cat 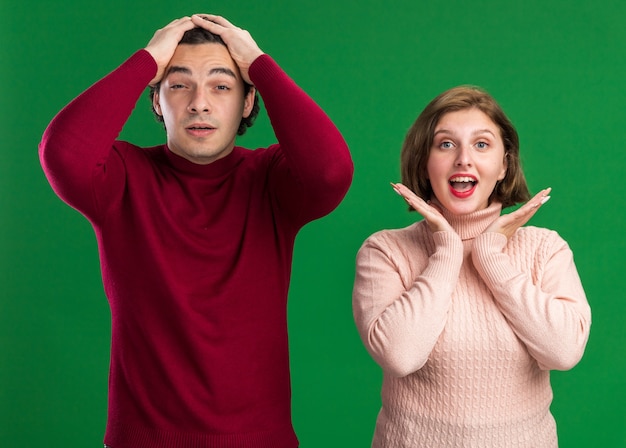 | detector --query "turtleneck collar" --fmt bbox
[436,200,503,241]
[162,145,244,177]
